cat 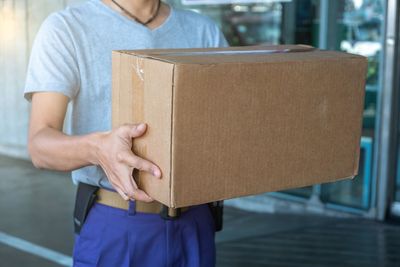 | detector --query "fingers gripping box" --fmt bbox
[112,45,367,208]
